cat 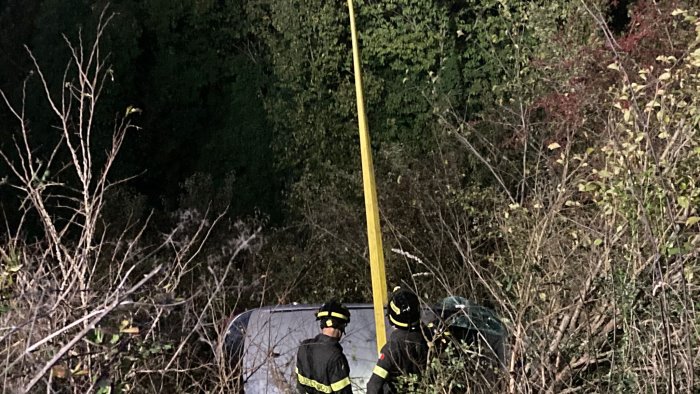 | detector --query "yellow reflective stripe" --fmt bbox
[297,373,332,393]
[373,365,389,379]
[331,312,349,320]
[389,301,400,314]
[316,311,350,321]
[389,314,409,327]
[330,377,351,391]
